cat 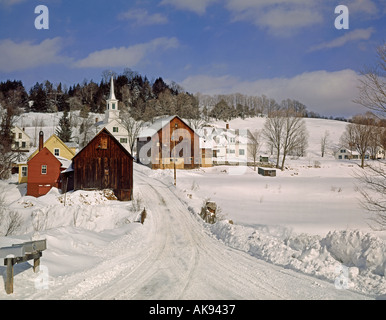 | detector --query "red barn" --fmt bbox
[136,115,200,170]
[72,128,134,201]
